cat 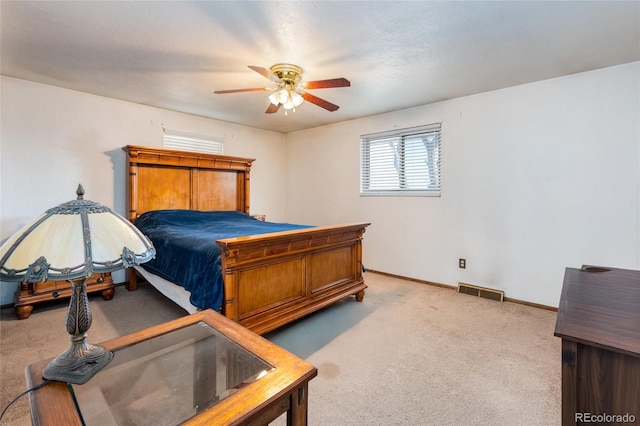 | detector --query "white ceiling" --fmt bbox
[2,1,639,134]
